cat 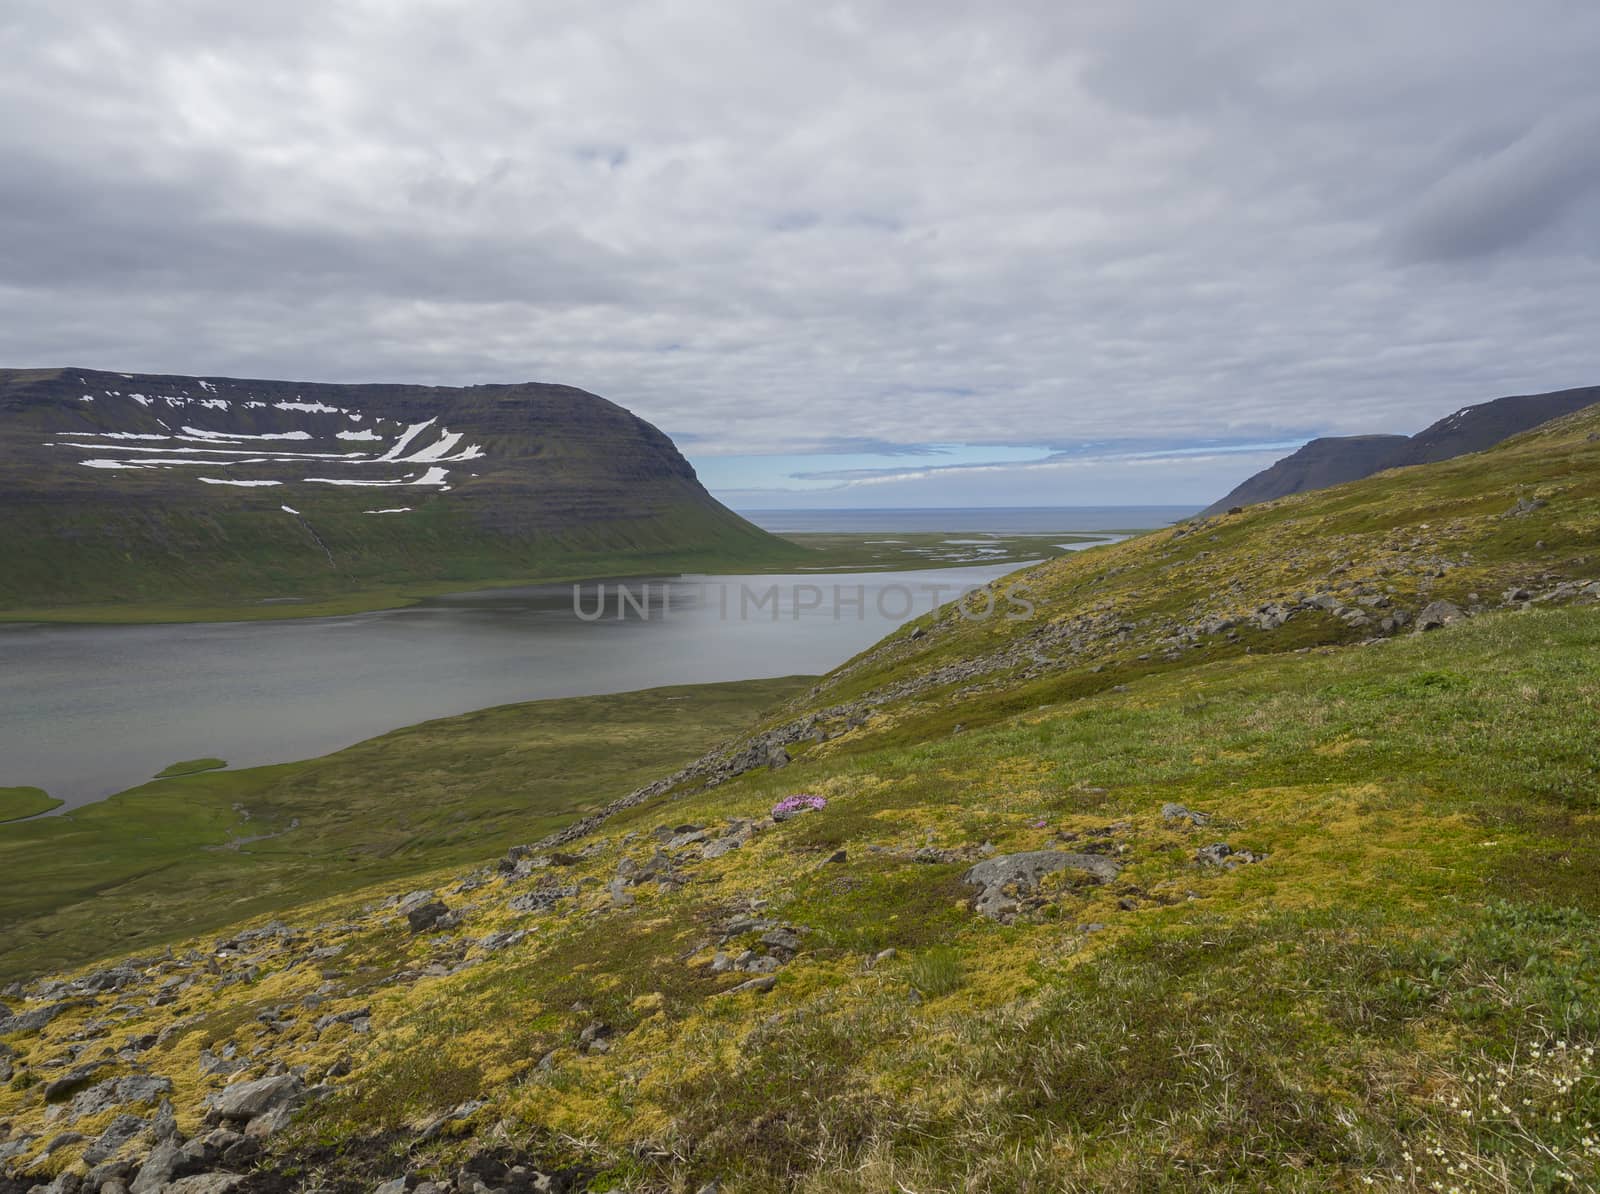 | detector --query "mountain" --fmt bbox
[1200,383,1600,515]
[0,367,798,614]
[1196,434,1407,515]
[5,403,1600,1189]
